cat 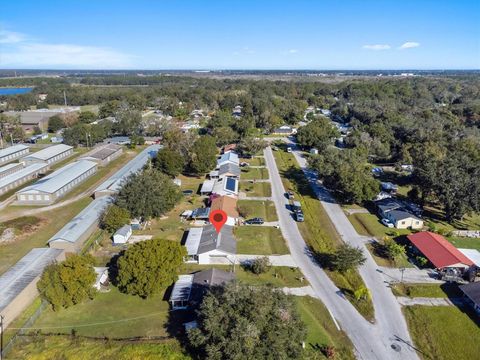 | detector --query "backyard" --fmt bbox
[235,226,289,255]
